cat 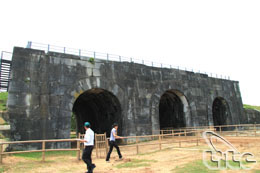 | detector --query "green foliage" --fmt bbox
[115,159,157,169]
[0,92,8,111]
[71,113,76,132]
[88,57,95,64]
[244,104,260,111]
